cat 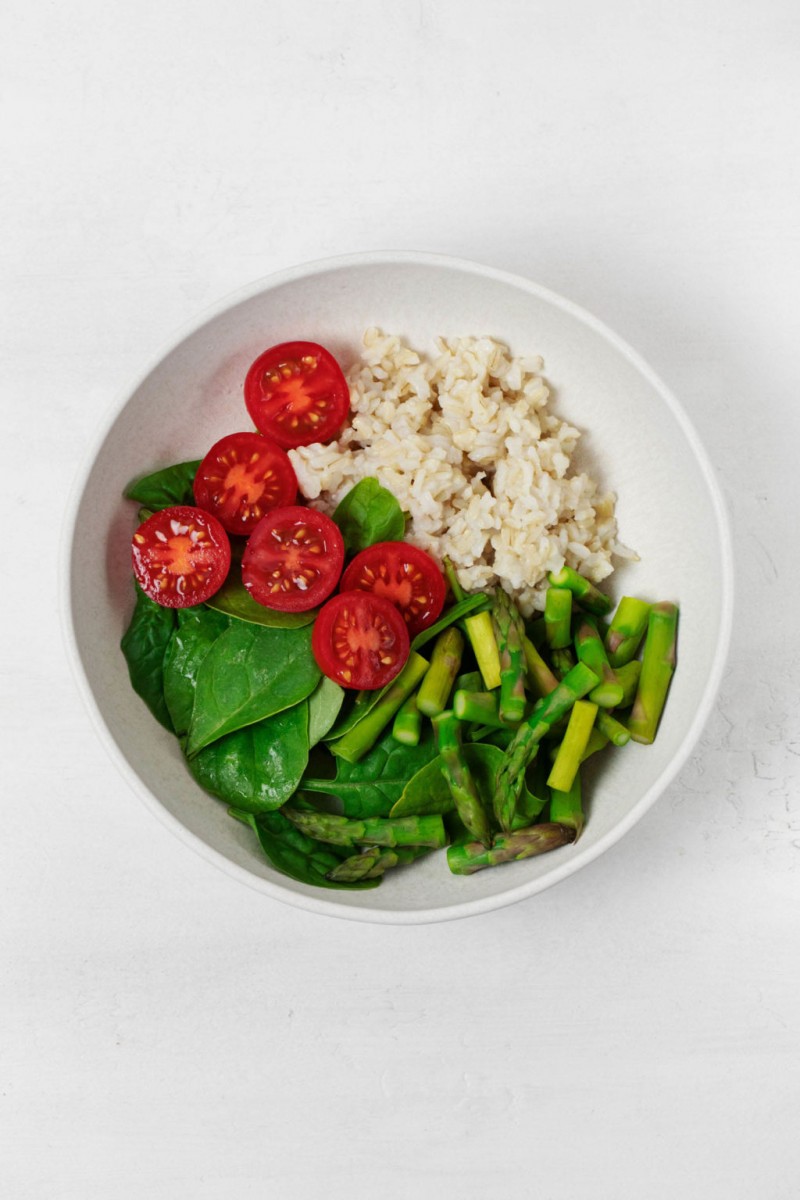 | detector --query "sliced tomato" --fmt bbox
[312,592,409,690]
[339,541,446,638]
[241,505,344,612]
[244,340,350,449]
[131,505,231,608]
[193,431,297,536]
